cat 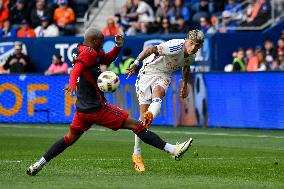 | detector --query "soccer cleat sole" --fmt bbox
[175,138,193,161]
[134,164,145,172]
